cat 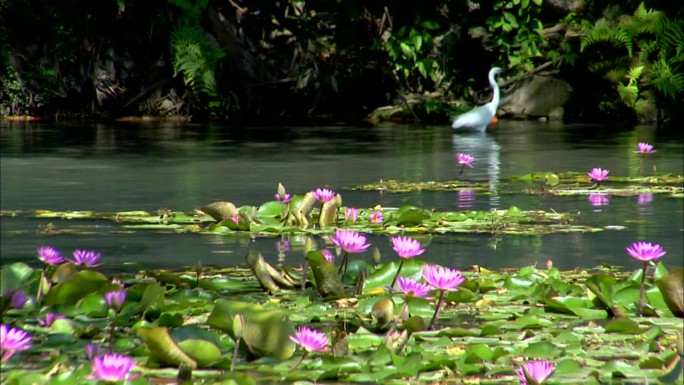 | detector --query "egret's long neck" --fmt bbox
[489,71,500,107]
